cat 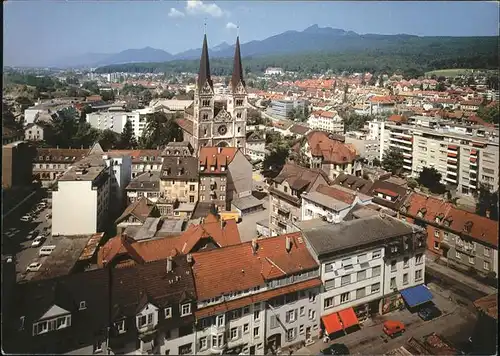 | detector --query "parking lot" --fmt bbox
[2,195,55,282]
